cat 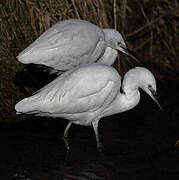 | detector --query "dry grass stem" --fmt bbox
[113,0,117,30]
[71,0,80,19]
